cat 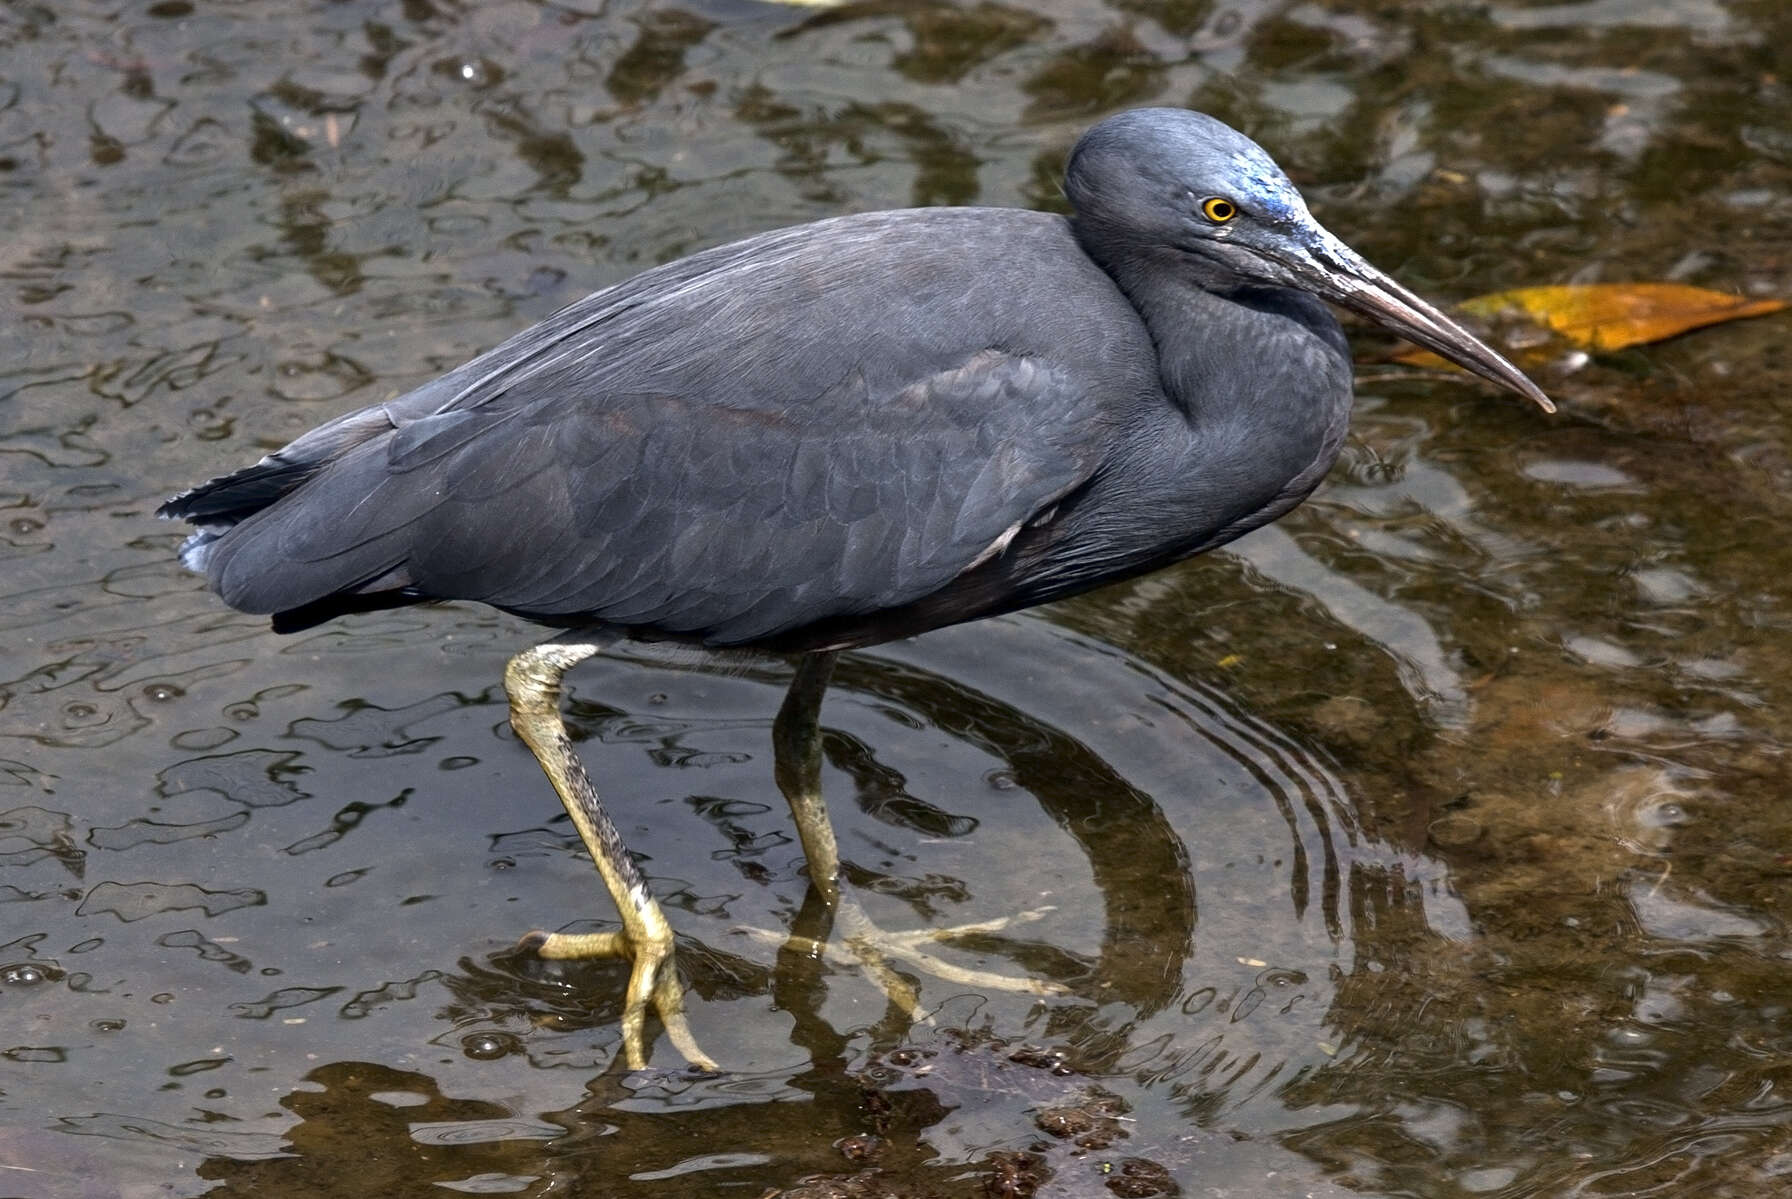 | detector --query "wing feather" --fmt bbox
[177,207,1161,645]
